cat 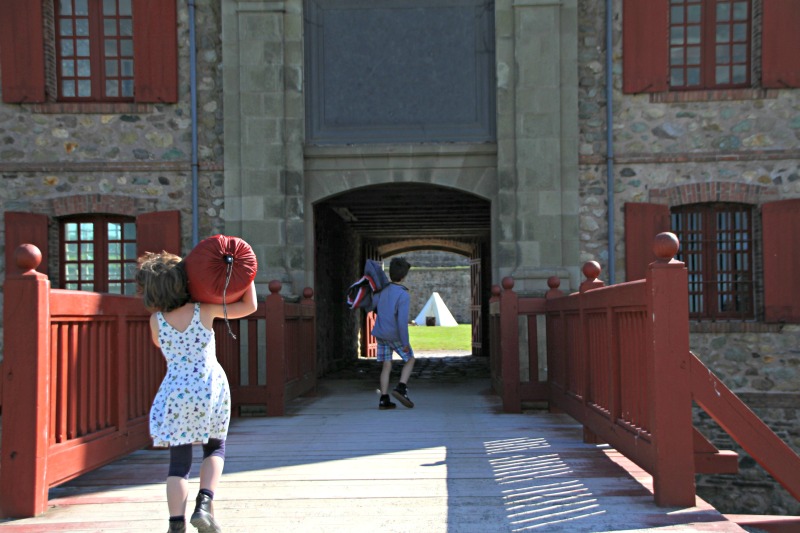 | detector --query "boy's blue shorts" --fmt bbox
[376,340,414,362]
